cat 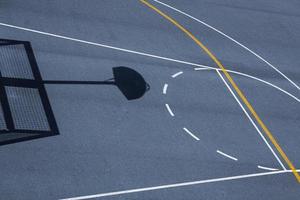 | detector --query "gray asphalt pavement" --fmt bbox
[0,0,299,199]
